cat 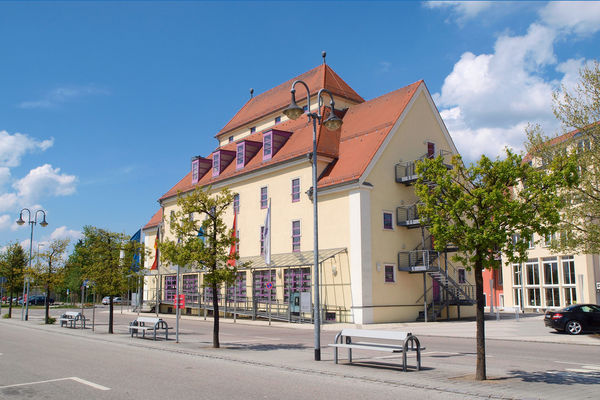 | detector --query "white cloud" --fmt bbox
[0,130,53,167]
[49,226,82,242]
[0,214,11,231]
[425,1,493,23]
[379,61,392,73]
[0,167,10,187]
[19,84,109,109]
[13,164,77,203]
[540,1,600,36]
